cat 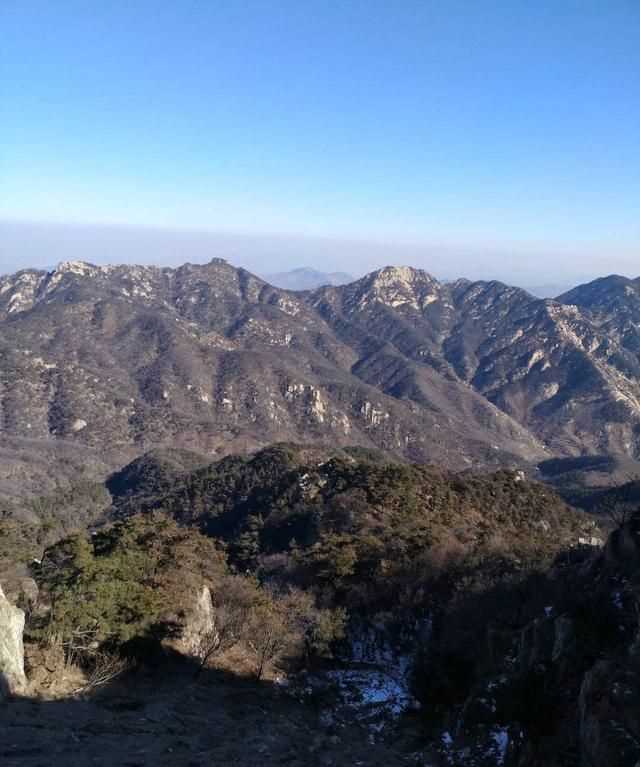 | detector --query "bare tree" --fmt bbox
[246,601,291,681]
[73,651,132,694]
[194,576,256,676]
[245,589,345,680]
[602,473,640,529]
